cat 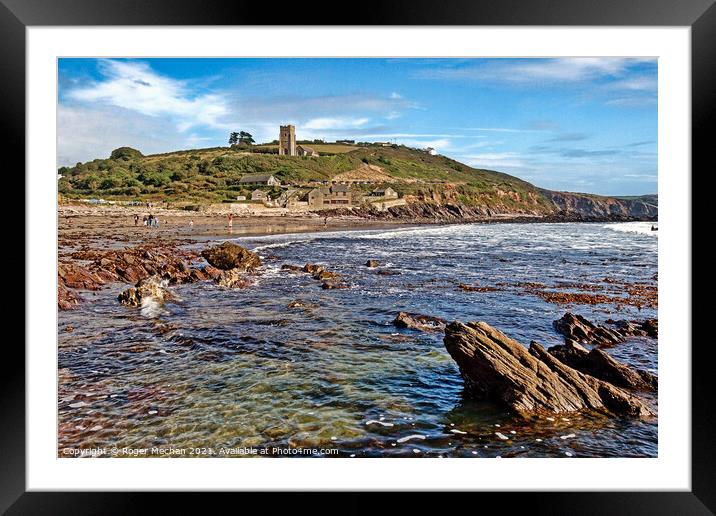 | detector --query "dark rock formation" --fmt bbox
[201,242,261,271]
[606,318,658,338]
[548,342,657,391]
[555,313,659,346]
[118,275,174,307]
[365,260,380,268]
[443,321,654,417]
[394,312,447,332]
[554,312,625,346]
[281,264,303,273]
[302,263,346,288]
